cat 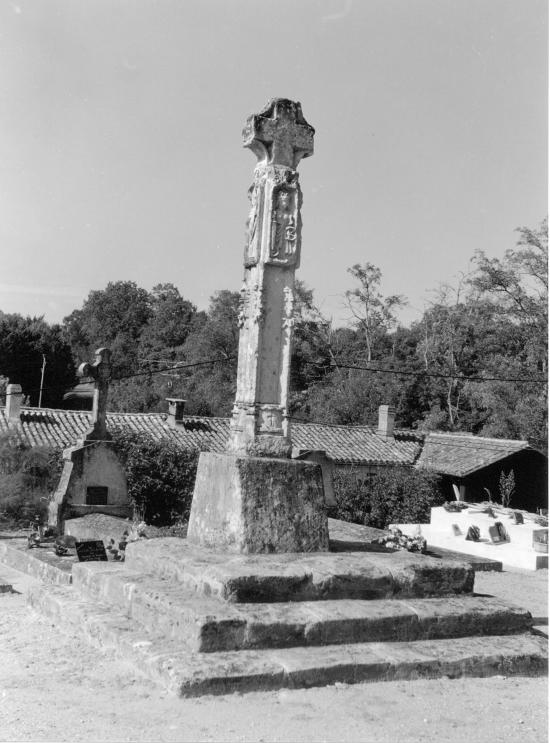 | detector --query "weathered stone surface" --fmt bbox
[0,540,74,585]
[227,99,314,459]
[361,549,475,596]
[70,562,532,652]
[72,562,247,652]
[327,517,388,550]
[25,581,549,696]
[185,100,327,554]
[125,538,473,602]
[64,513,132,545]
[187,452,329,553]
[400,595,532,639]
